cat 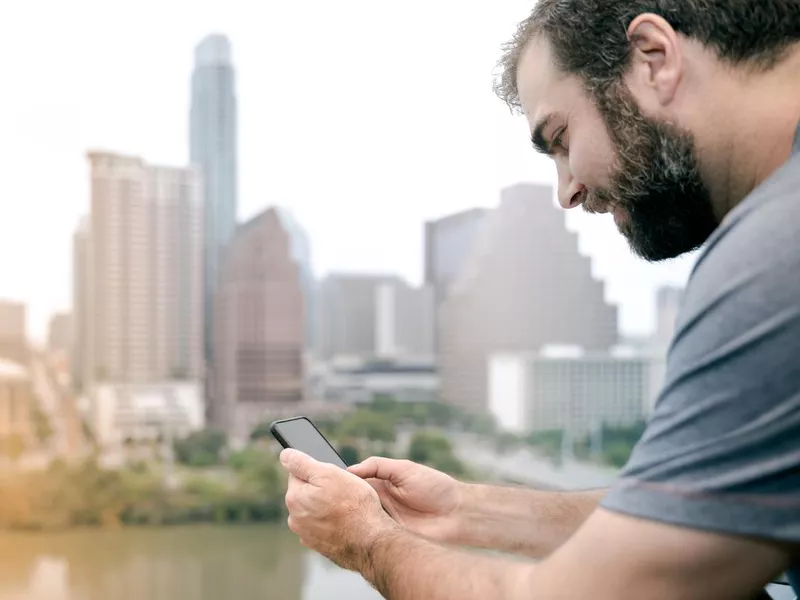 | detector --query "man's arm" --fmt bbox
[362,507,794,600]
[450,483,604,558]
